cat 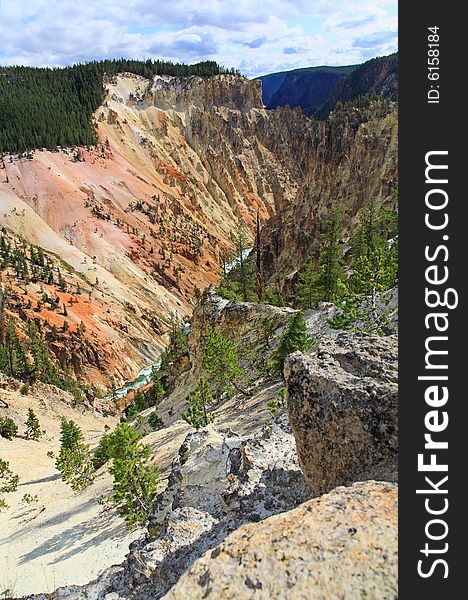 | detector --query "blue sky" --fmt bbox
[0,1,397,77]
